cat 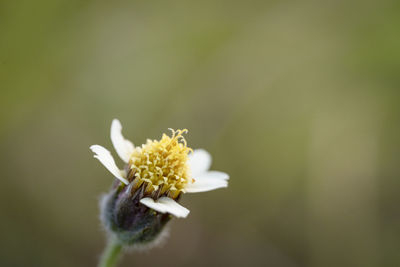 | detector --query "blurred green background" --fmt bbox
[1,0,400,266]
